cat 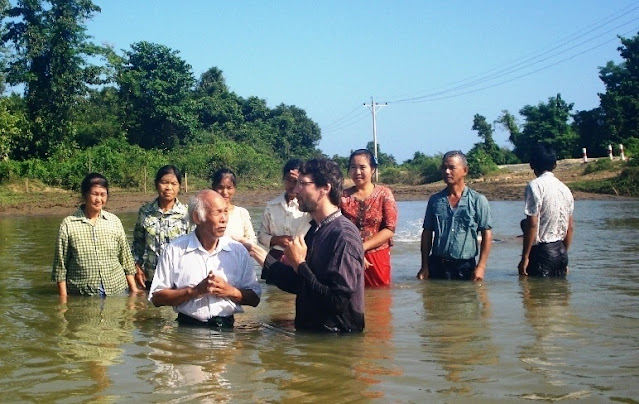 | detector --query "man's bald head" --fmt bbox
[189,189,226,225]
